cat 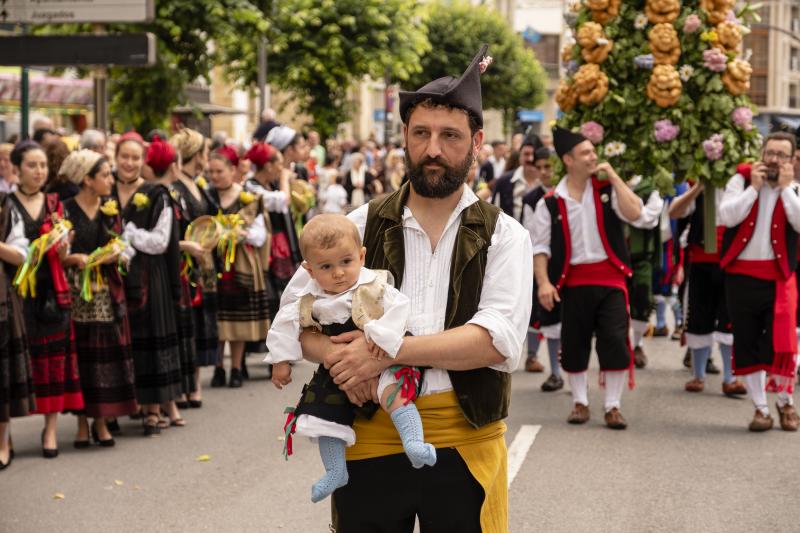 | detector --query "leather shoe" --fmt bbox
[567,403,590,424]
[748,410,774,432]
[706,358,720,375]
[652,326,669,337]
[229,368,244,388]
[671,327,683,341]
[604,407,627,430]
[722,380,747,397]
[776,403,800,432]
[633,346,647,369]
[525,358,545,373]
[685,378,704,392]
[541,374,564,392]
[210,367,226,388]
[682,348,691,369]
